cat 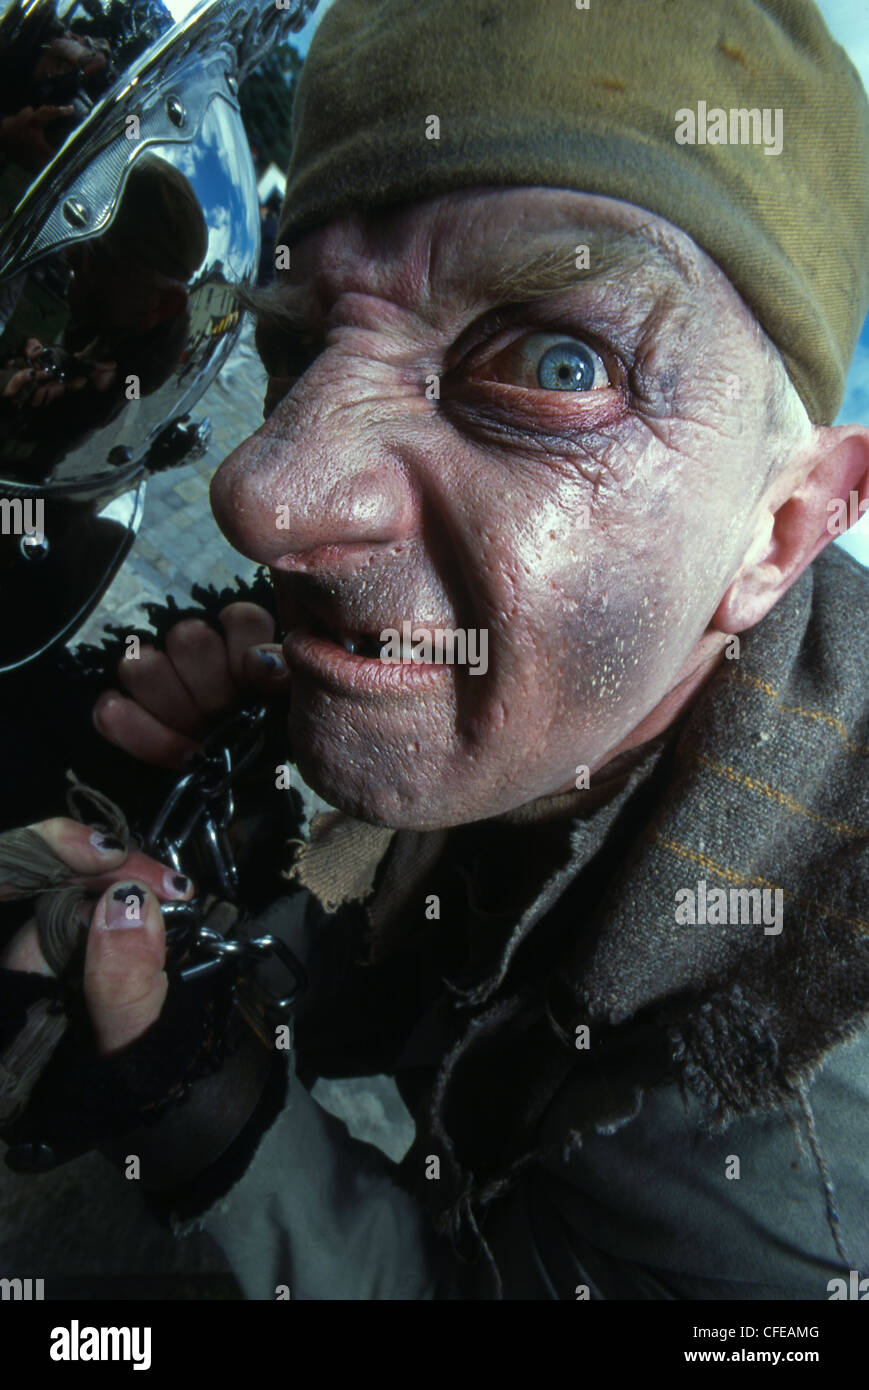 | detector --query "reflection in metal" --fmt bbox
[0,0,319,670]
[1,477,146,670]
[61,197,90,227]
[20,531,50,560]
